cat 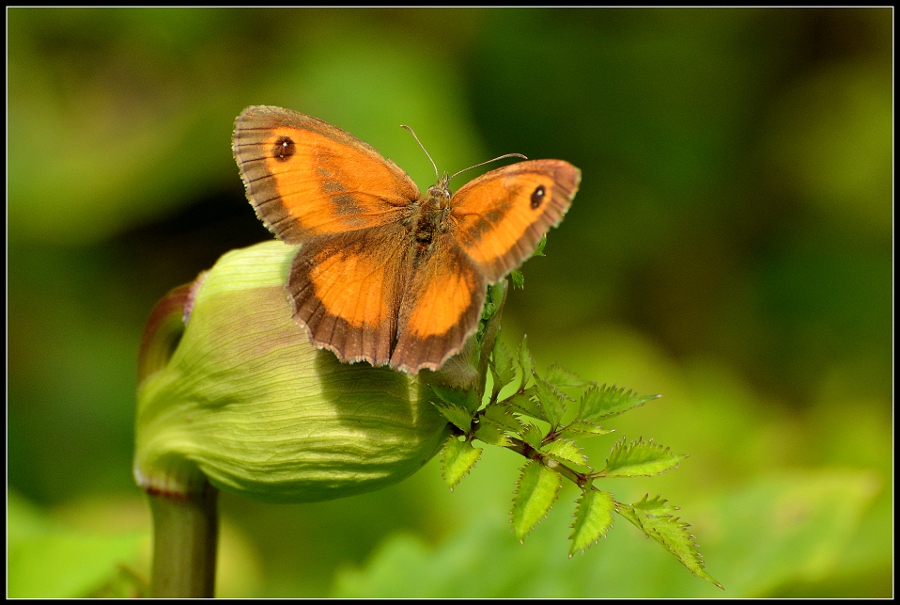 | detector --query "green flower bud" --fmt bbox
[134,240,469,503]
